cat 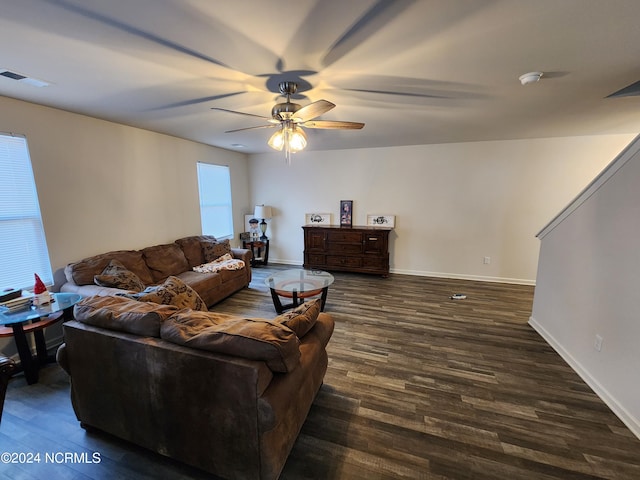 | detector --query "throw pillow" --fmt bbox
[272,299,321,338]
[202,239,231,263]
[137,276,208,311]
[94,259,146,292]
